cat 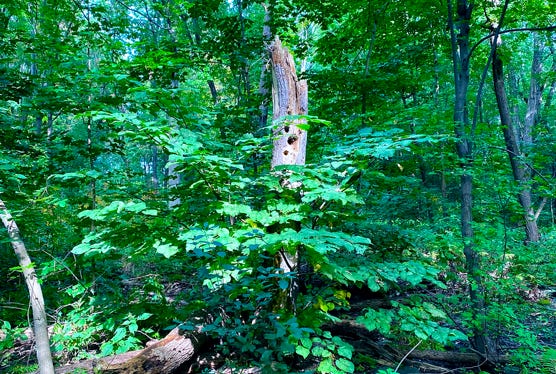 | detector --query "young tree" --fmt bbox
[447,0,487,357]
[491,34,543,243]
[0,198,54,374]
